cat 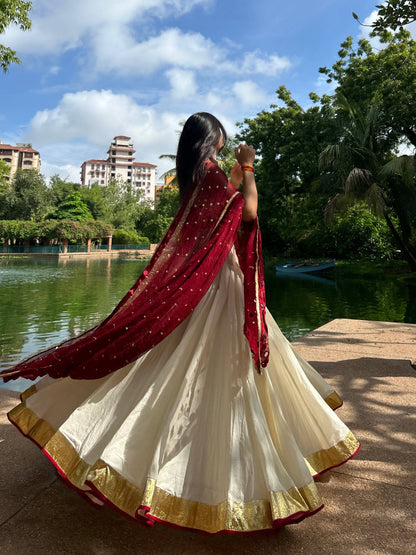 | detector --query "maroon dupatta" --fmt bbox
[1,162,268,382]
